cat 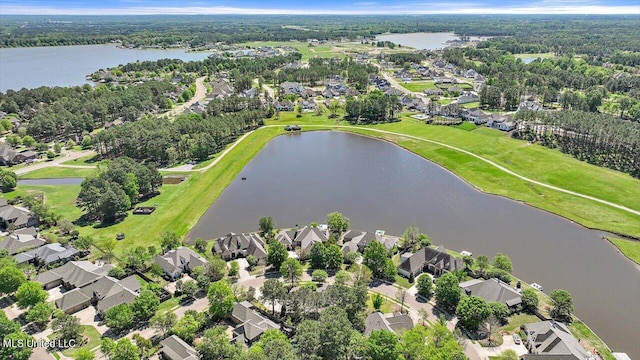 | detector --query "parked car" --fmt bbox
[513,334,522,345]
